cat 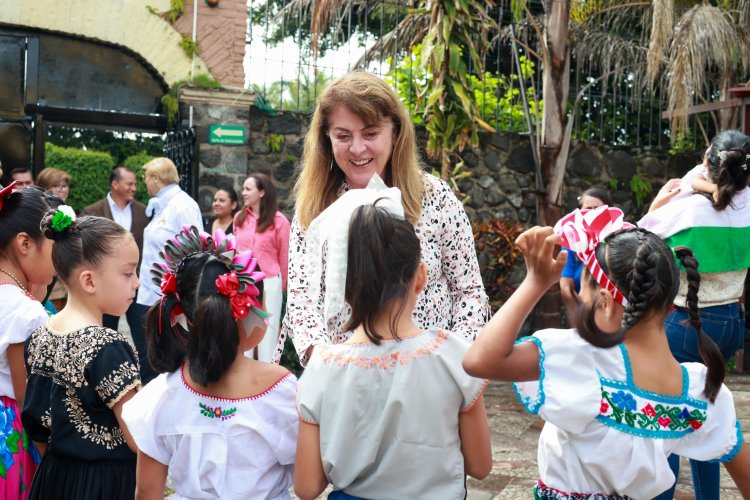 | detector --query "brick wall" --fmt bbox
[175,0,247,87]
